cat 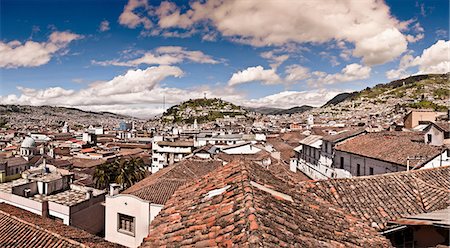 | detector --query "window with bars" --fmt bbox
[118,213,135,236]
